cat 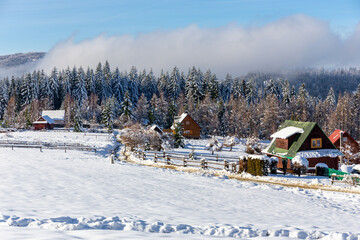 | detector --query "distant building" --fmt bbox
[149,124,164,135]
[33,110,65,130]
[329,129,359,153]
[263,120,343,171]
[33,115,55,130]
[171,113,201,139]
